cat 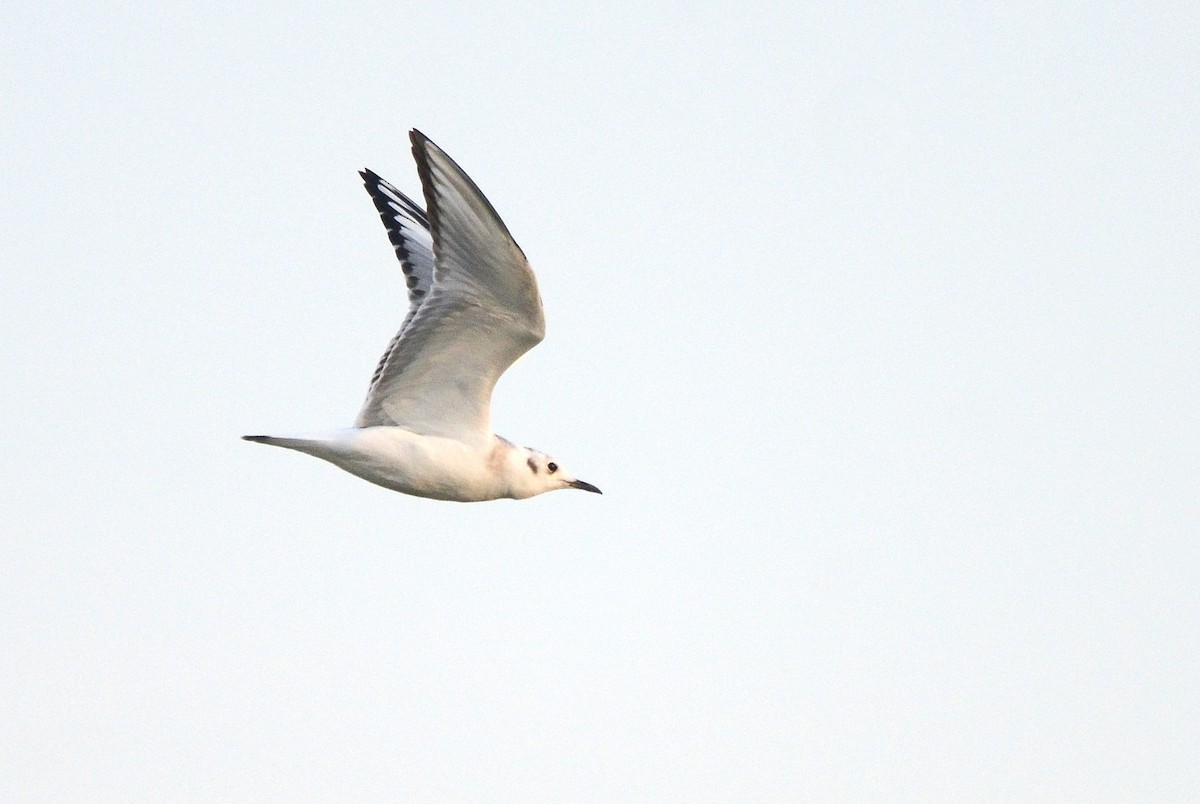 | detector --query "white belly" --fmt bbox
[315,427,508,502]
